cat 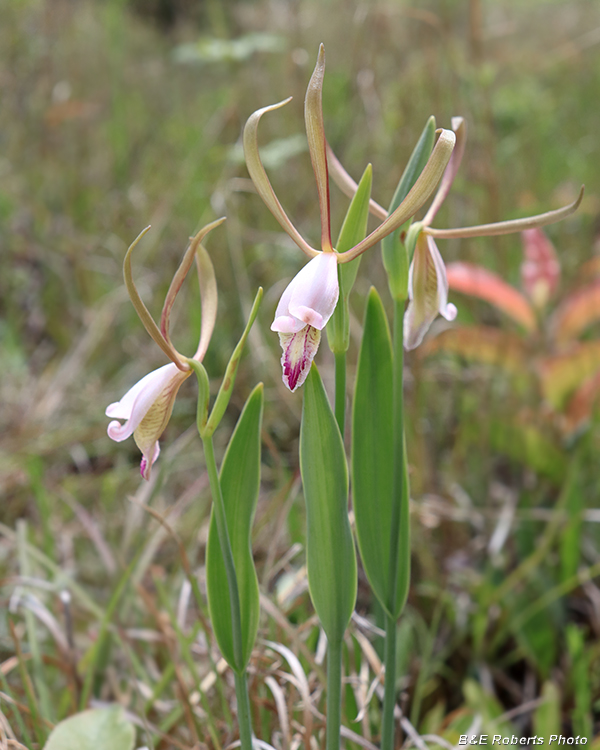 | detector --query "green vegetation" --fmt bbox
[1,0,599,746]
